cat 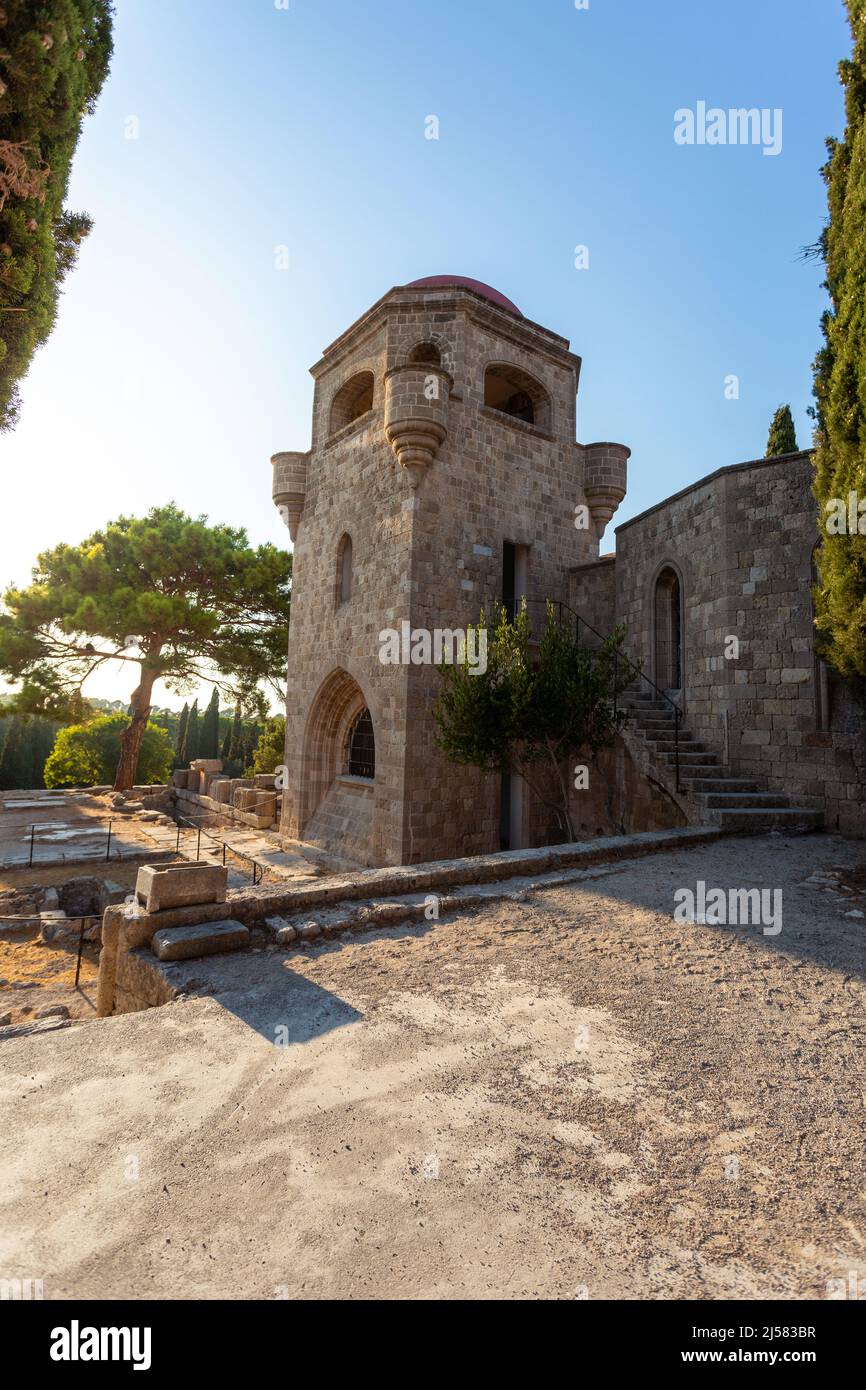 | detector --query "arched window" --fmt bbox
[483,364,551,431]
[329,371,375,434]
[337,533,353,606]
[654,566,683,692]
[408,341,441,367]
[345,707,375,780]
